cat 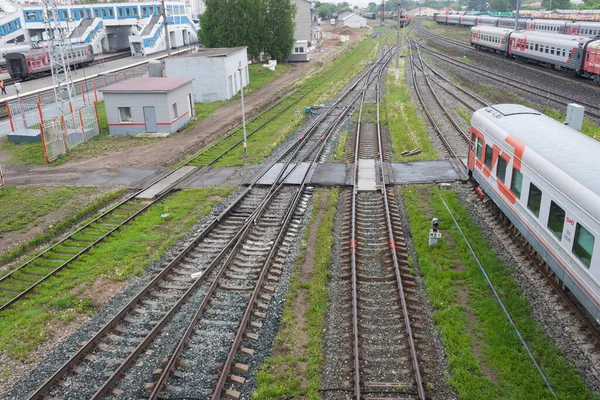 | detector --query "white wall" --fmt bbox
[291,0,311,42]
